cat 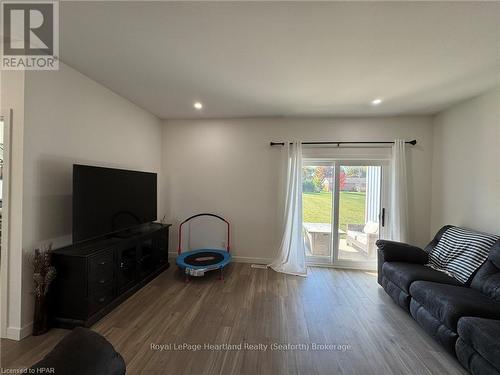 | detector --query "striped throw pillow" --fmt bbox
[427,227,499,284]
